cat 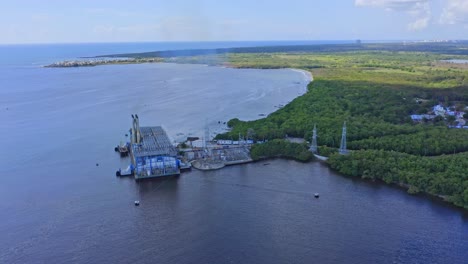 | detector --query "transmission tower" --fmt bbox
[310,124,318,153]
[339,122,348,155]
[203,125,210,150]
